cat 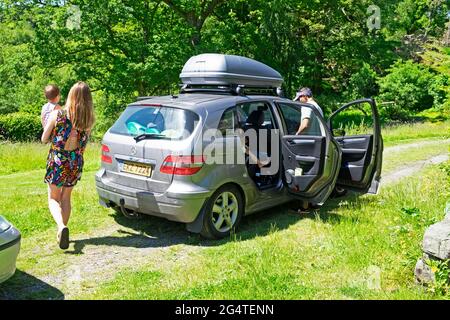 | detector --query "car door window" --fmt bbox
[217,108,236,136]
[330,102,374,137]
[237,101,276,129]
[277,103,324,137]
